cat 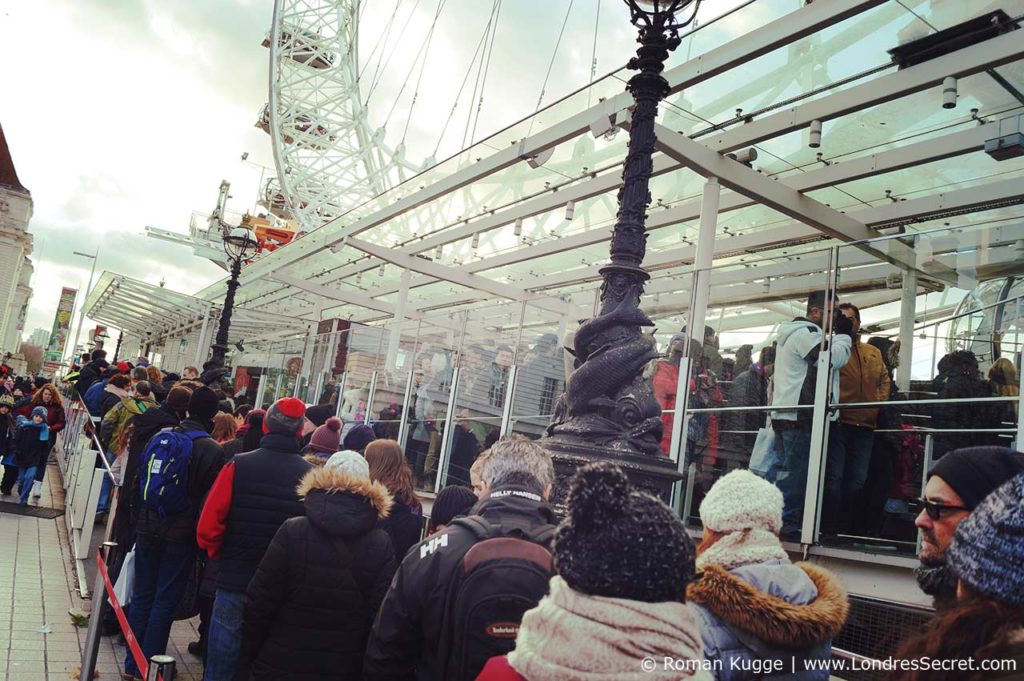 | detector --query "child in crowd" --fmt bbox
[0,395,17,495]
[14,407,50,505]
